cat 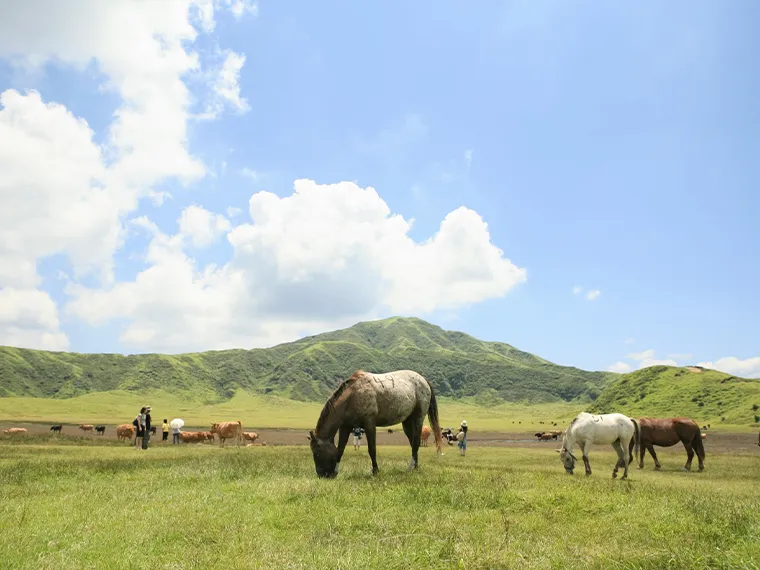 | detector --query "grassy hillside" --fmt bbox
[589,365,760,427]
[0,317,613,405]
[0,389,585,430]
